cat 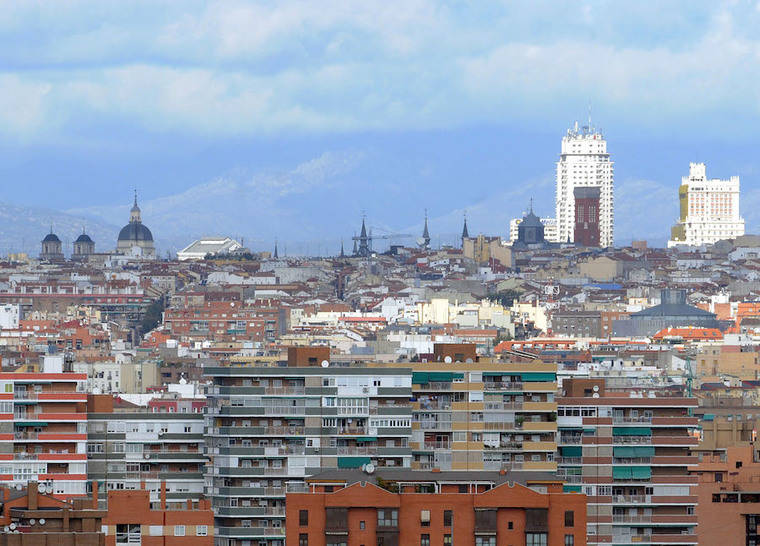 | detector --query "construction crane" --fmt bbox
[351,216,412,256]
